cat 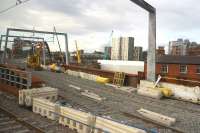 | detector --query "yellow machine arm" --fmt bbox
[75,40,81,64]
